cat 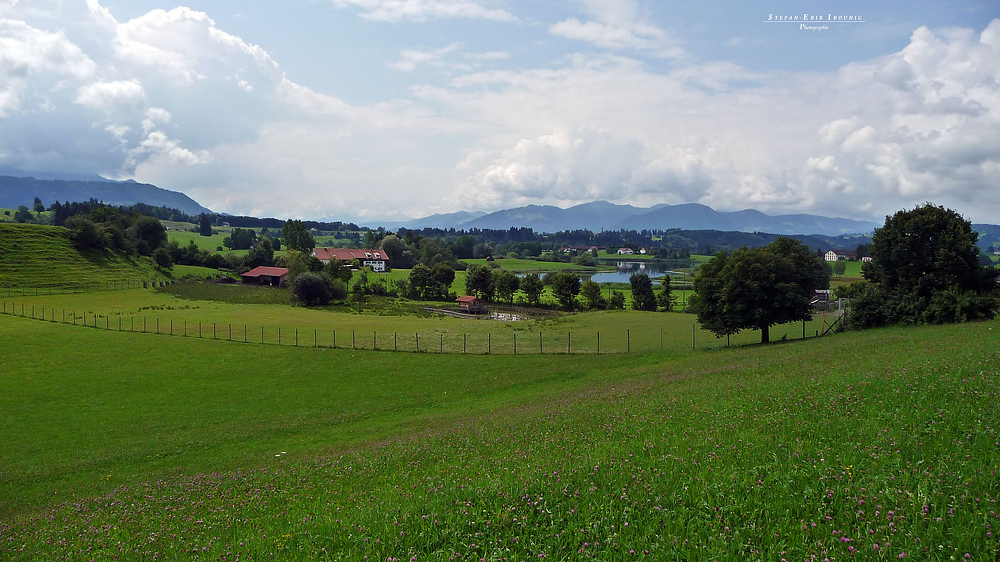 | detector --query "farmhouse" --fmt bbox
[617,247,634,255]
[241,266,289,287]
[825,249,857,262]
[456,295,486,314]
[312,248,388,272]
